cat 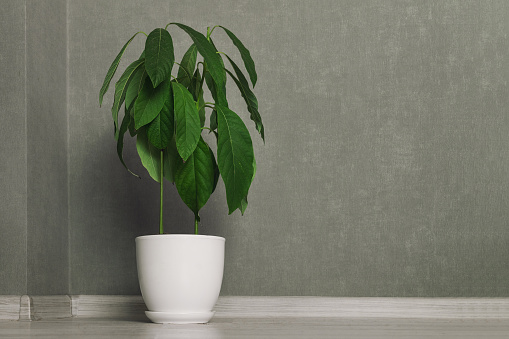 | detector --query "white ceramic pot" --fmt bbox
[135,234,225,324]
